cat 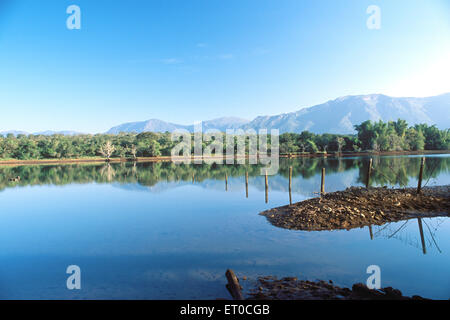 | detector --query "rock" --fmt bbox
[246,276,424,300]
[351,283,372,296]
[383,287,403,298]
